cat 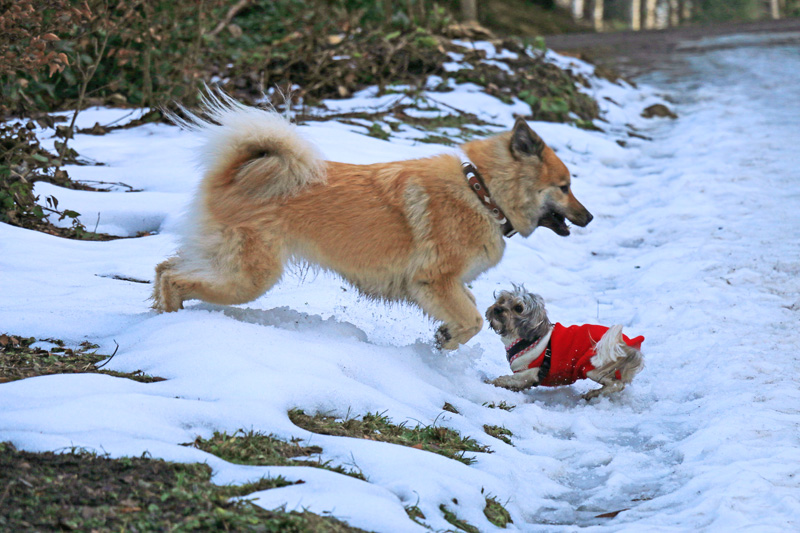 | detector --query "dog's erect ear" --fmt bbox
[510,117,545,159]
